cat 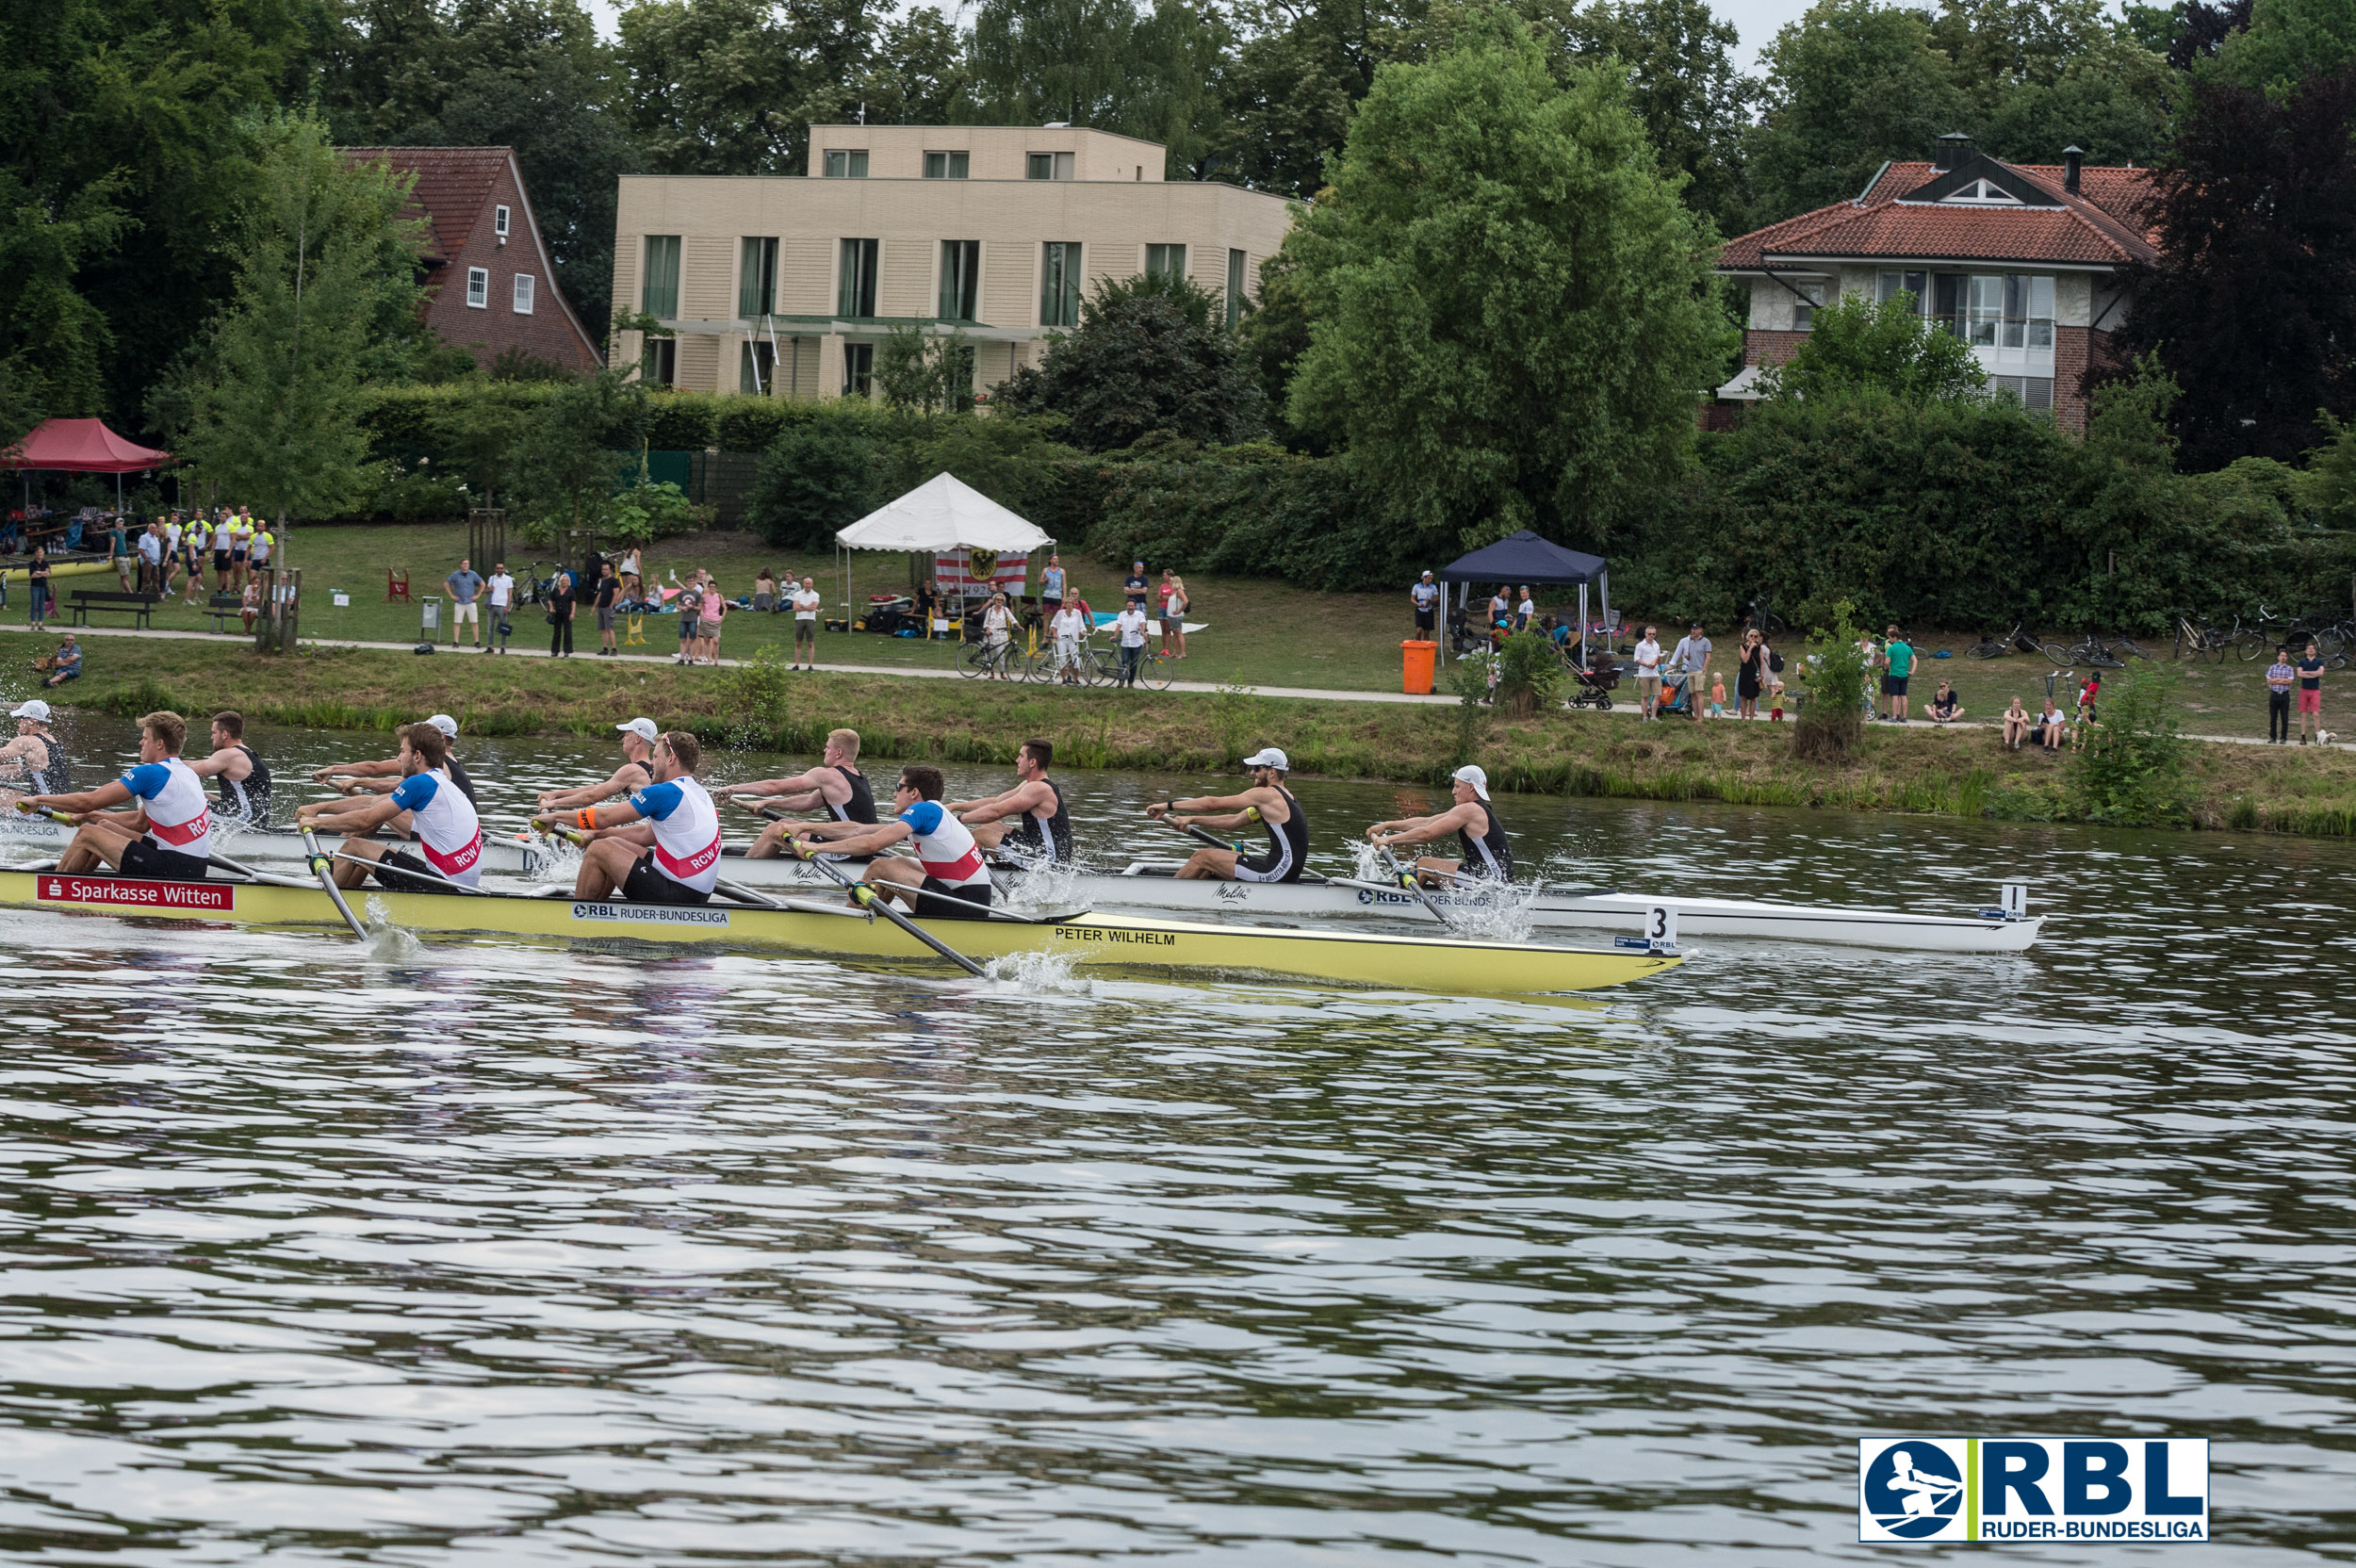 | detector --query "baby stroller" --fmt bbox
[1565,649,1621,710]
